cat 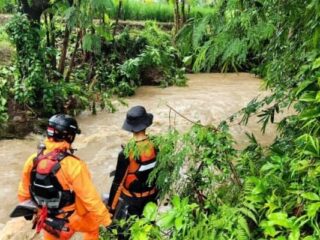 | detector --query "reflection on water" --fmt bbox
[0,73,281,238]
